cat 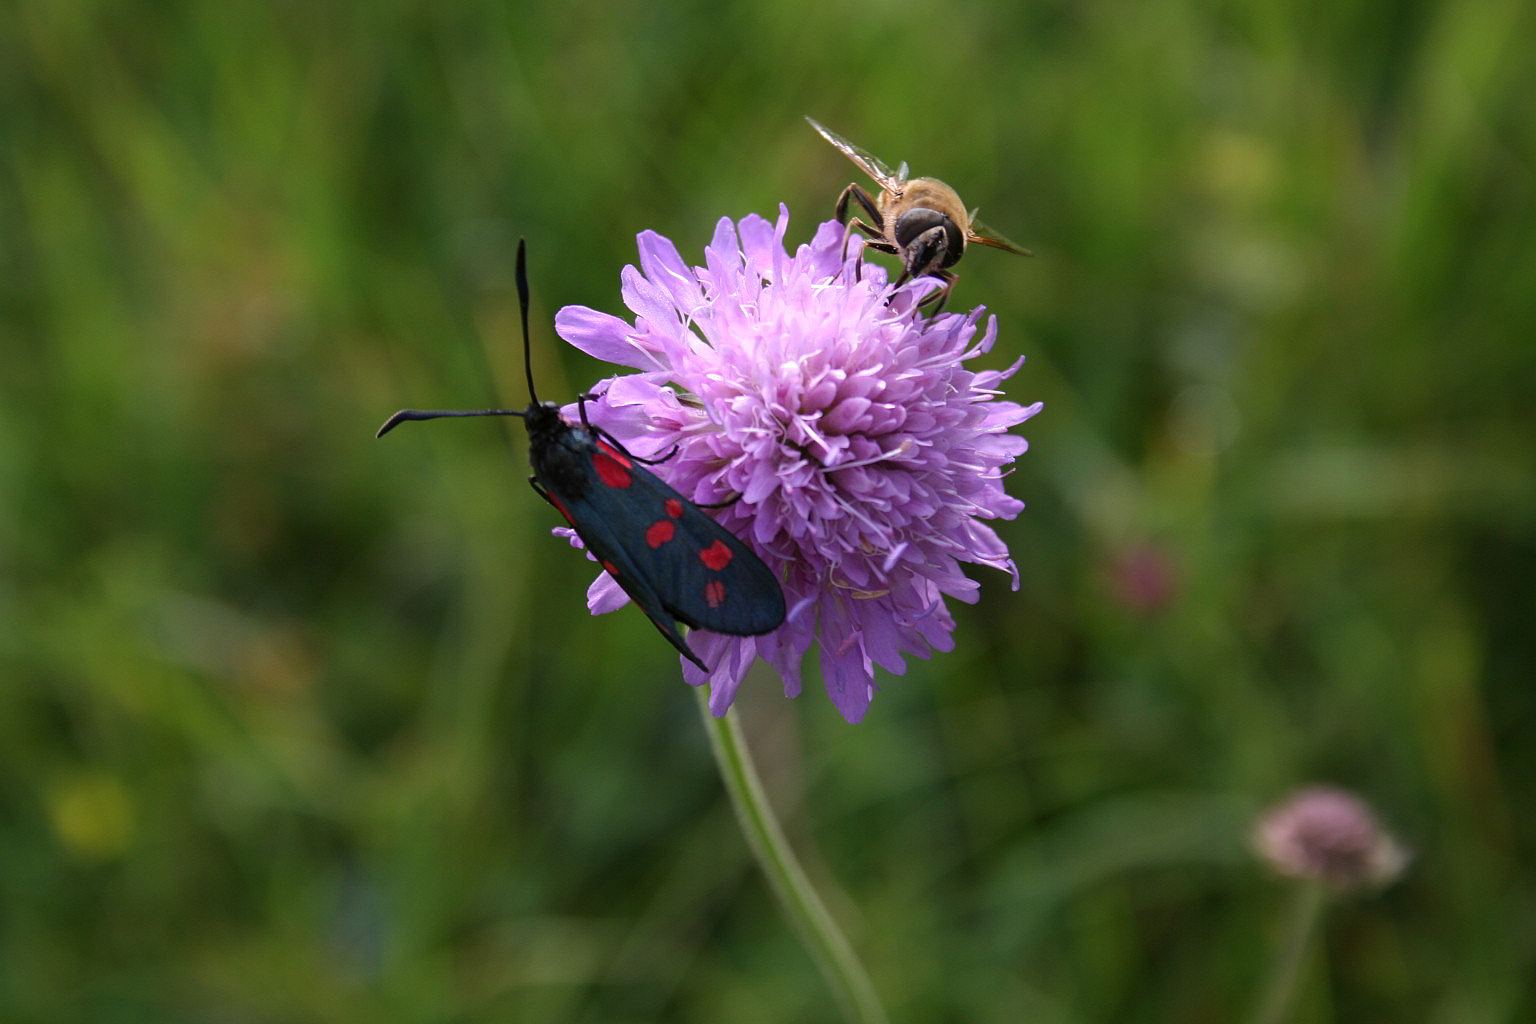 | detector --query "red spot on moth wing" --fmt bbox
[699,540,733,571]
[601,560,619,577]
[596,440,633,467]
[664,498,684,519]
[593,450,633,488]
[705,580,726,608]
[645,520,676,548]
